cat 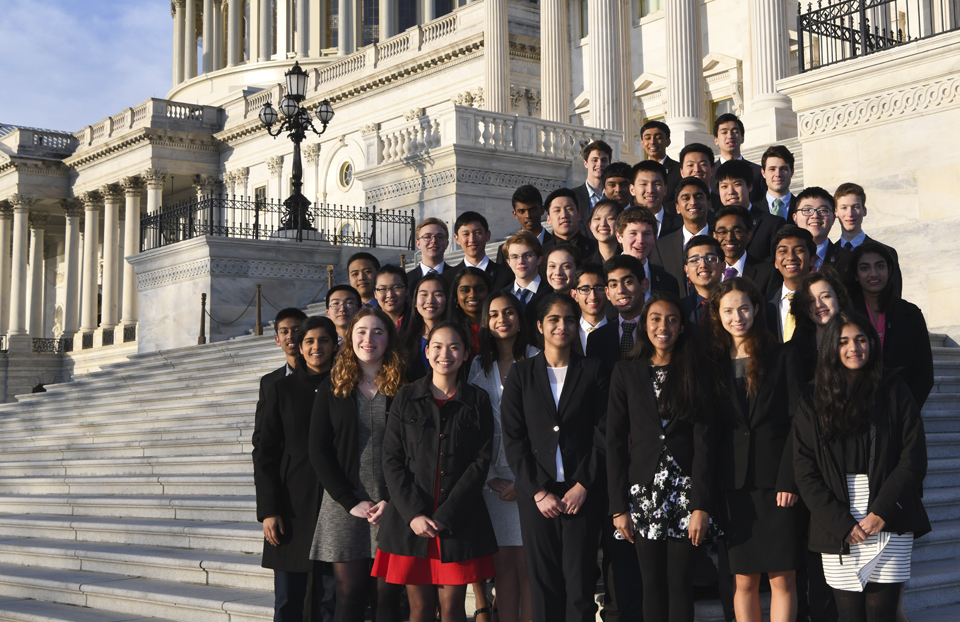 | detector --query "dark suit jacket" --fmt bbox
[406,264,458,303]
[740,255,782,296]
[662,155,682,208]
[711,157,766,204]
[606,359,716,515]
[449,258,511,291]
[765,287,788,343]
[503,281,551,335]
[745,204,786,262]
[501,353,609,499]
[572,183,595,226]
[542,231,597,263]
[715,343,803,492]
[821,240,852,278]
[649,228,694,296]
[657,209,683,239]
[496,229,554,265]
[681,292,709,327]
[585,320,623,369]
